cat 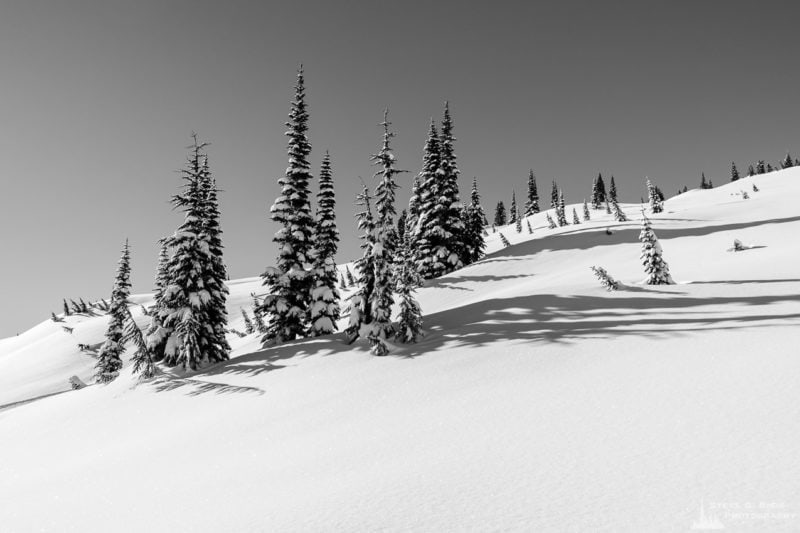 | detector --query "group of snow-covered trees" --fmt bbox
[258,67,340,344]
[408,105,486,279]
[94,135,231,382]
[735,153,797,181]
[92,64,719,381]
[257,69,487,356]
